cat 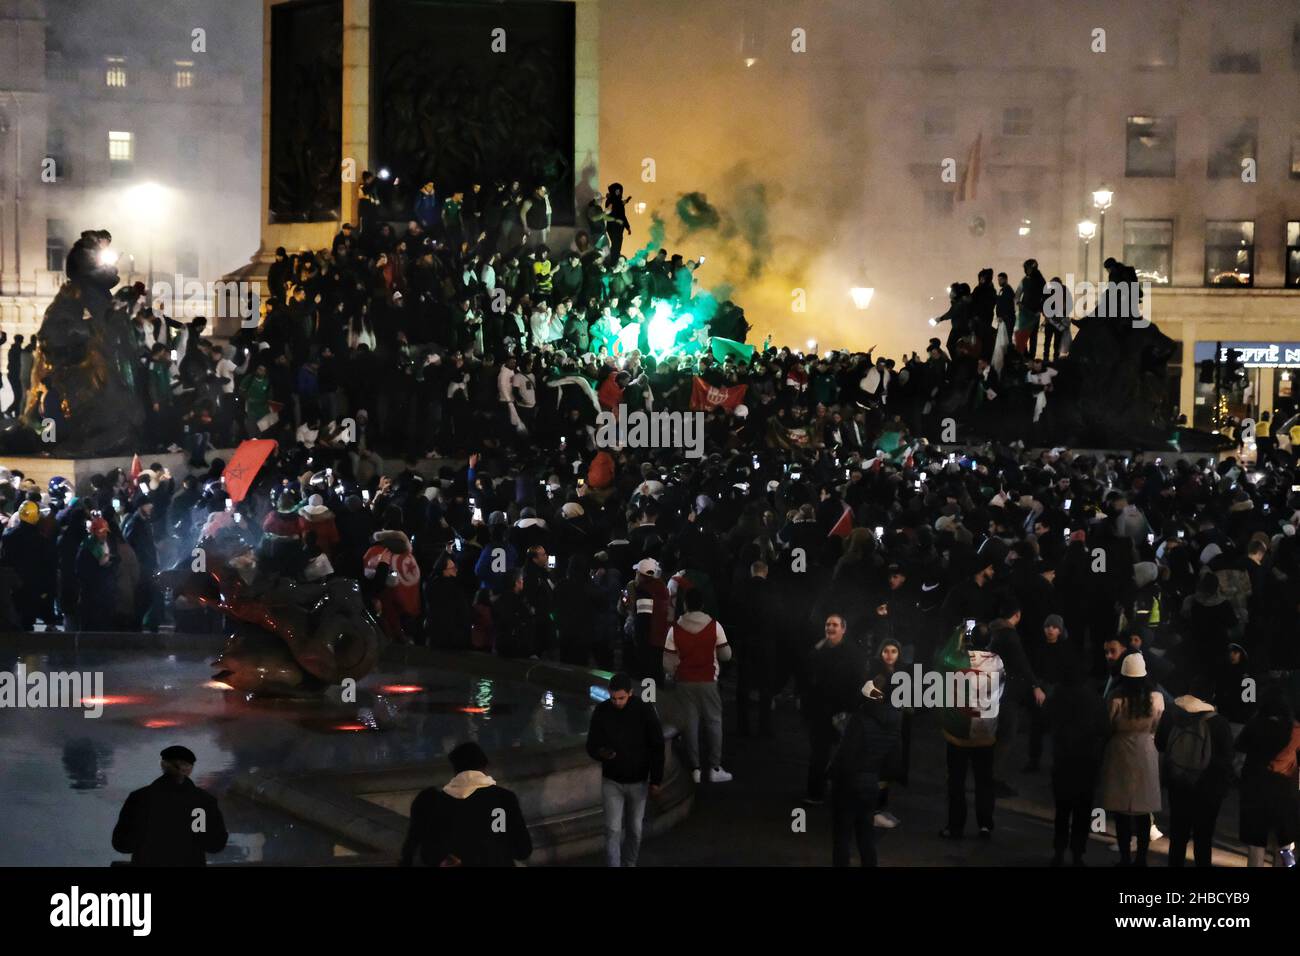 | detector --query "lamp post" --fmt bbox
[1078,219,1097,285]
[123,182,168,300]
[849,286,875,311]
[1092,186,1114,278]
